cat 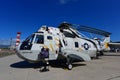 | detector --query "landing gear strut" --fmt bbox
[66,57,73,70]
